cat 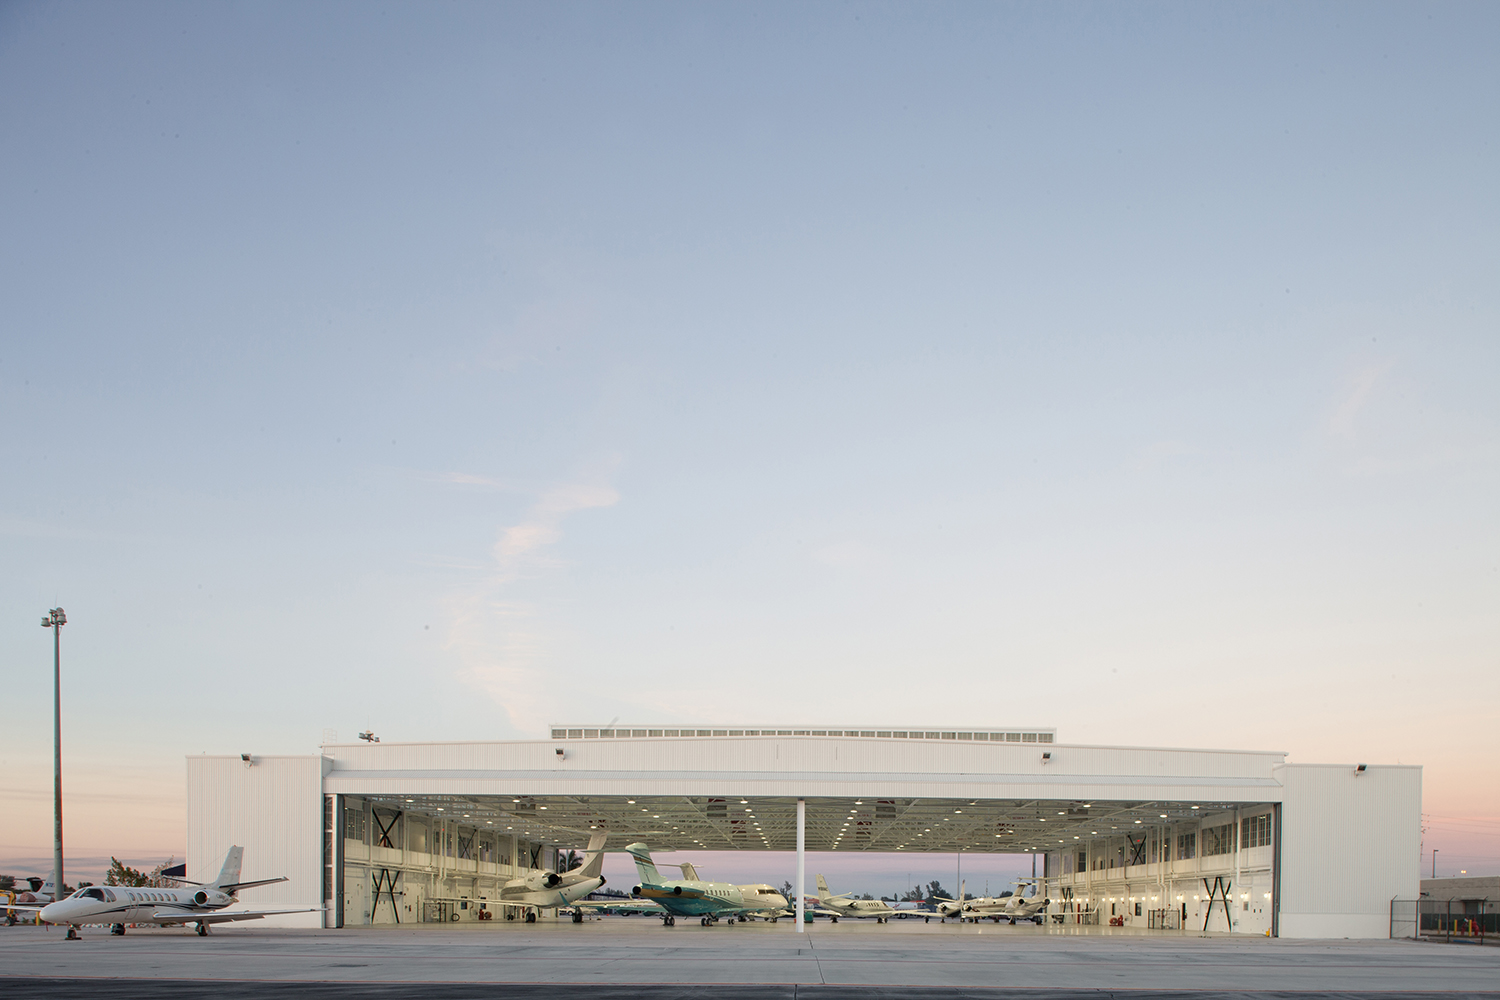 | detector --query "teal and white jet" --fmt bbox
[626,842,789,926]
